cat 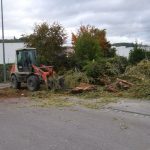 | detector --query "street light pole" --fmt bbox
[1,0,6,82]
